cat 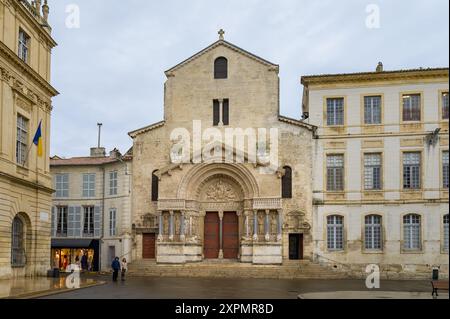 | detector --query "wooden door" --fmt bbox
[223,212,239,259]
[142,233,156,259]
[204,212,220,259]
